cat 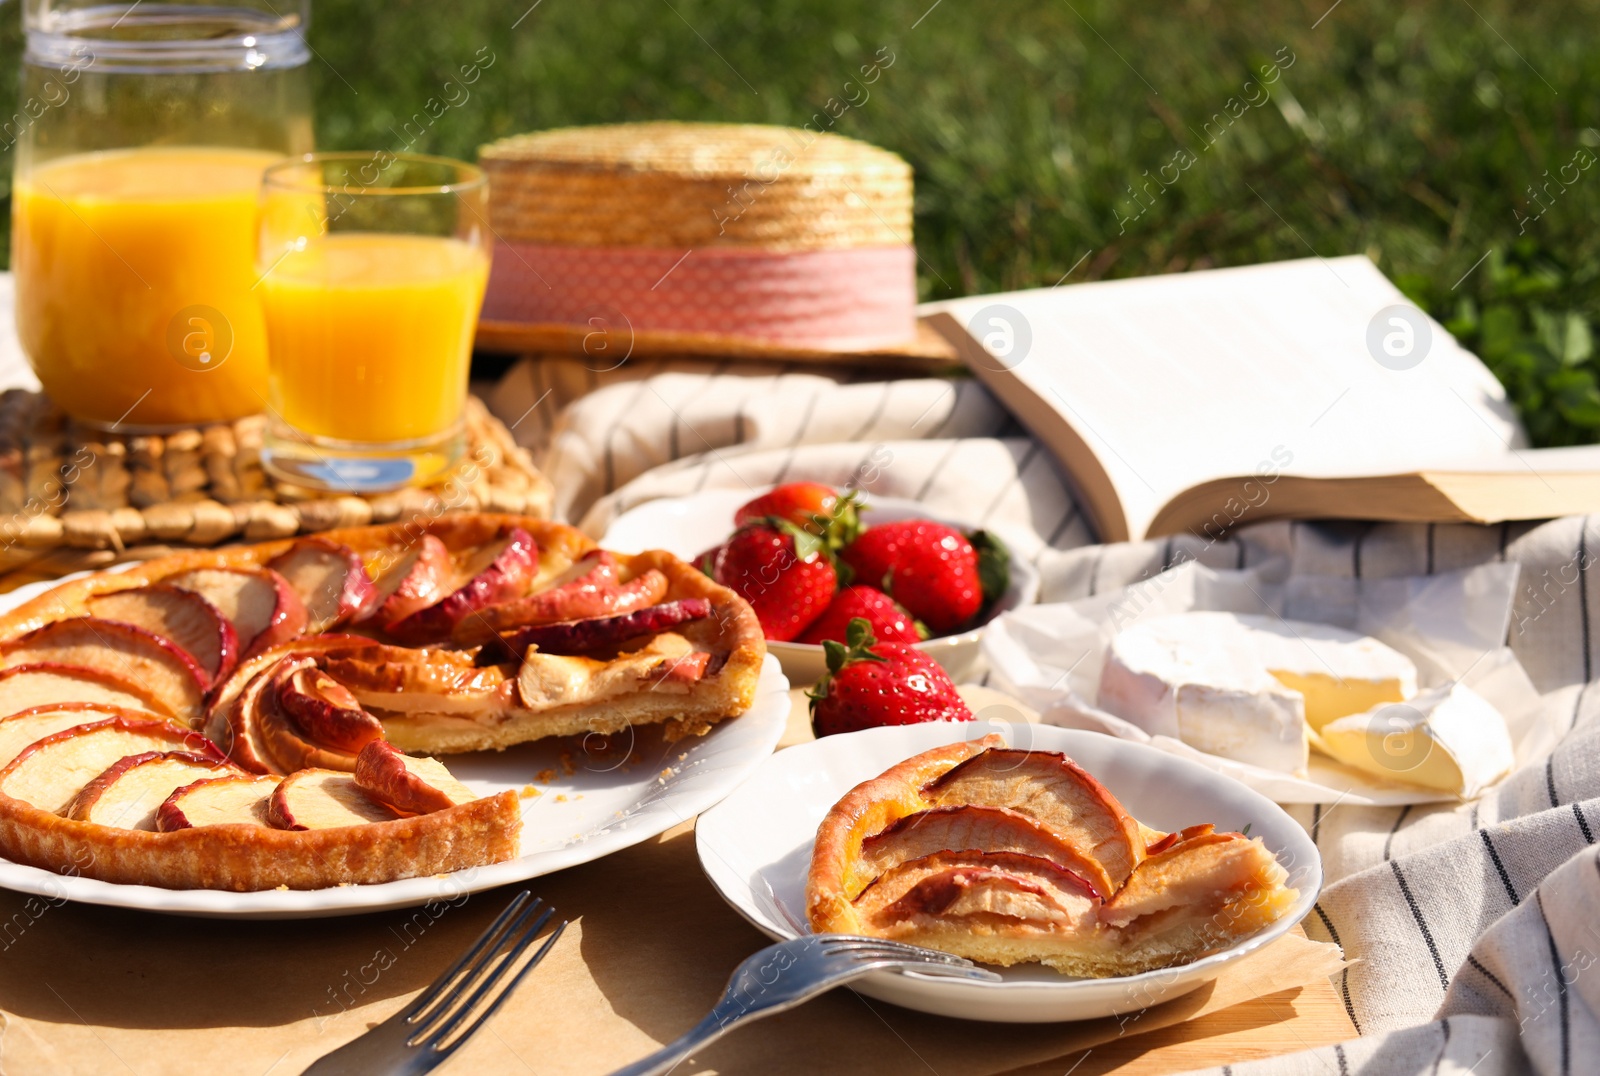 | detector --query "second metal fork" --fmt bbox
[607,934,1001,1076]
